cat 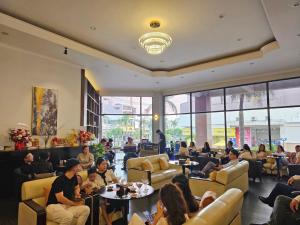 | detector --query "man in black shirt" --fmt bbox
[46,158,90,225]
[156,129,166,154]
